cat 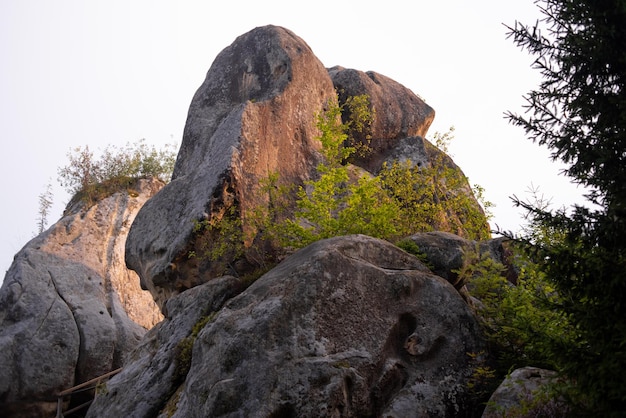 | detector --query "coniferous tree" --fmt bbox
[506,1,626,414]
[36,181,54,234]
